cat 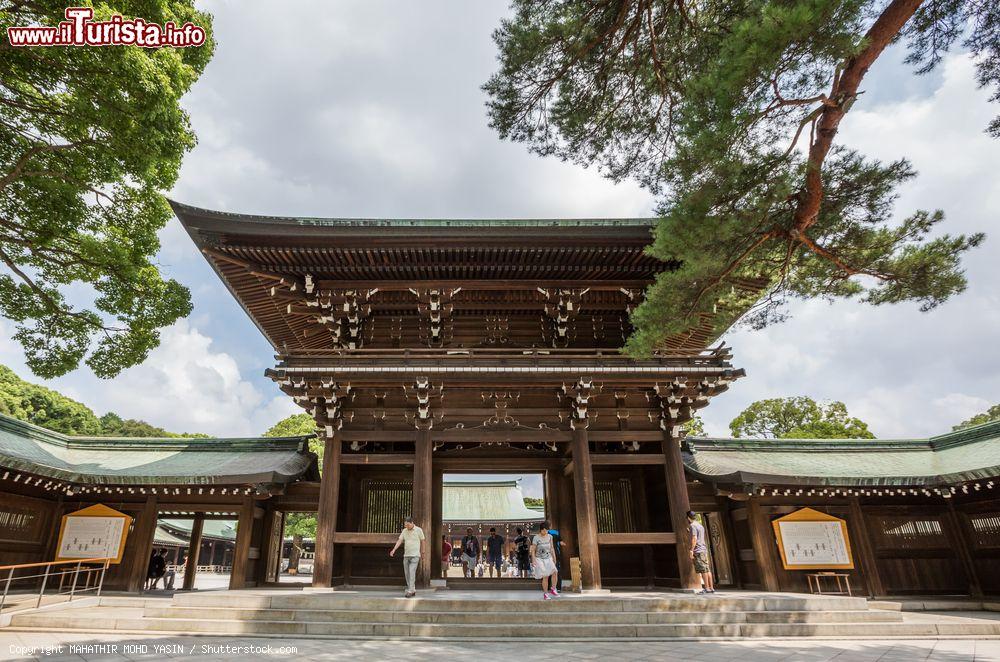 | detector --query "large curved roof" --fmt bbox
[0,414,319,486]
[683,420,1000,488]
